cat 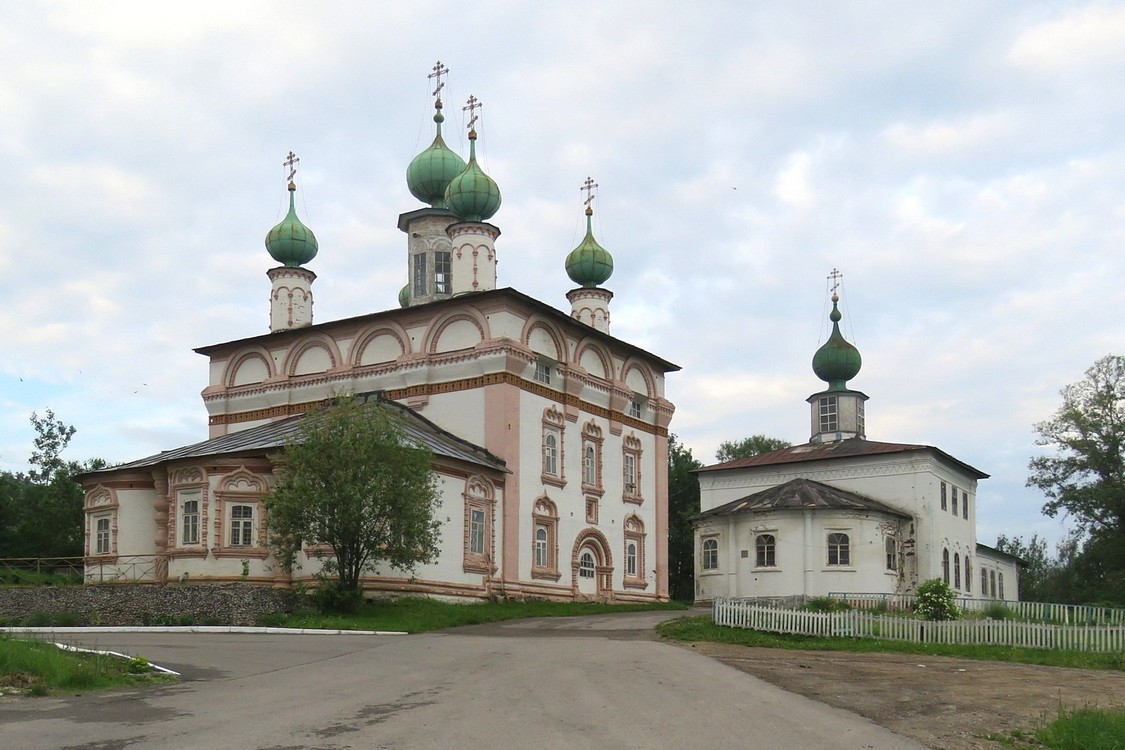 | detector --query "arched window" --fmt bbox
[827,533,850,566]
[965,556,971,593]
[625,540,638,578]
[755,534,776,567]
[942,548,950,583]
[701,538,719,571]
[990,570,997,598]
[535,525,548,568]
[954,552,961,589]
[579,550,596,579]
[584,443,596,486]
[544,432,558,476]
[623,515,646,587]
[885,537,897,571]
[998,572,1005,600]
[981,567,988,595]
